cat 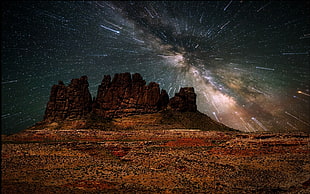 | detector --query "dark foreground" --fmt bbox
[2,124,310,193]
